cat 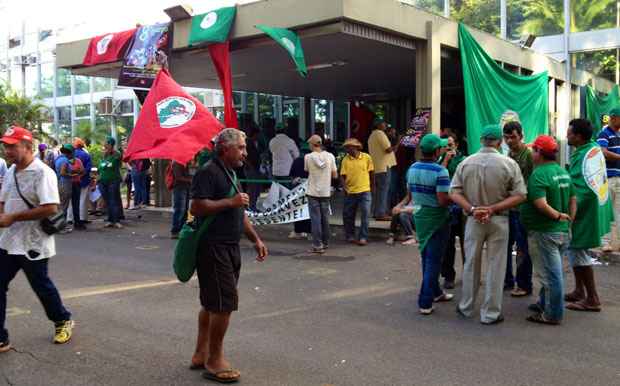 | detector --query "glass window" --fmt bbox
[411,0,444,15]
[39,62,54,98]
[571,0,617,33]
[258,93,275,122]
[333,102,349,144]
[93,77,112,92]
[24,65,38,98]
[75,104,90,118]
[572,50,617,83]
[116,116,134,143]
[74,75,89,95]
[56,68,71,97]
[118,100,133,114]
[283,98,300,120]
